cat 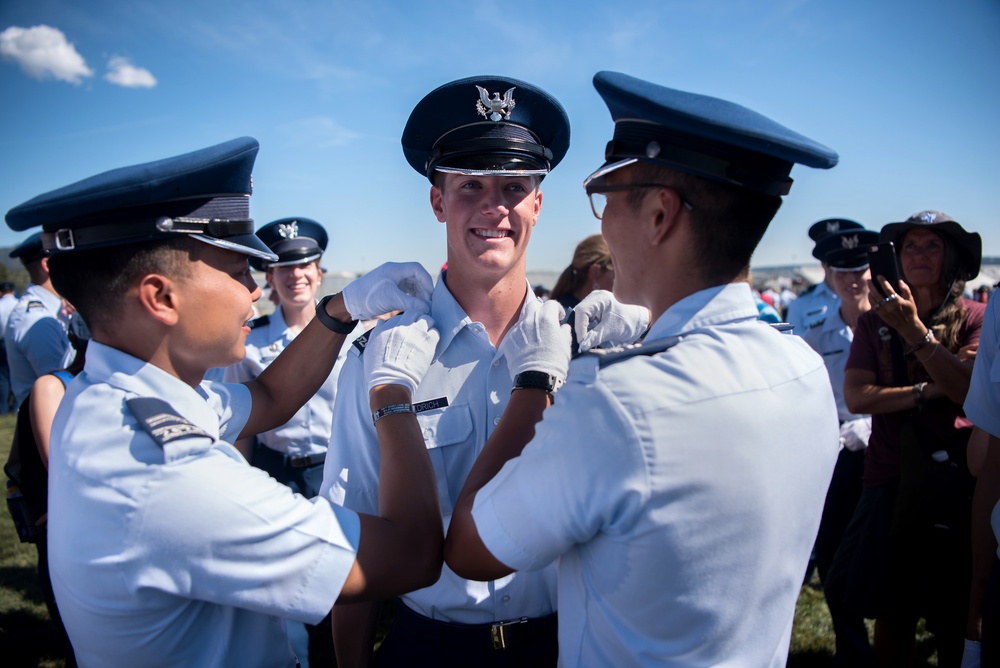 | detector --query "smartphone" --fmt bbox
[866,242,901,297]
